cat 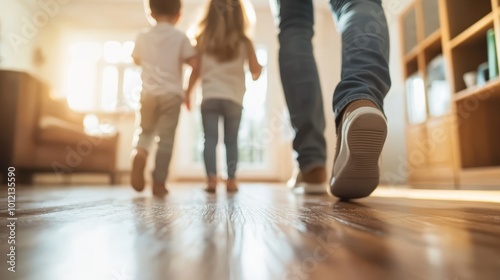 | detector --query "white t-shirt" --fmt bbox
[201,43,247,105]
[132,23,196,96]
